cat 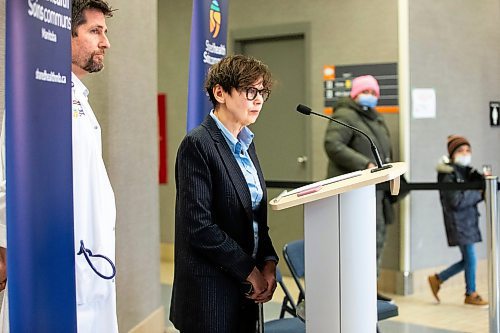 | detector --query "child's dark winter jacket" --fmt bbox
[436,158,484,246]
